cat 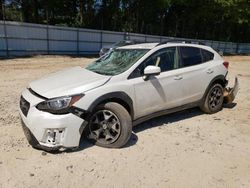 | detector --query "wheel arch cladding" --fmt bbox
[210,75,227,87]
[87,92,134,120]
[201,74,227,103]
